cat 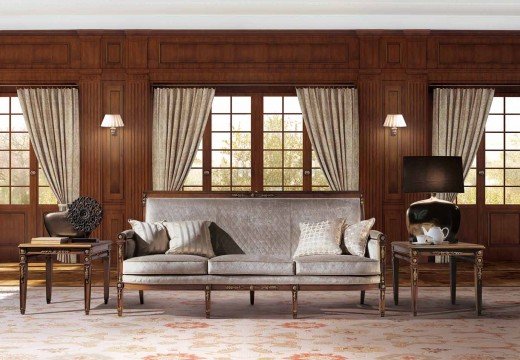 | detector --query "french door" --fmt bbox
[458,95,520,260]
